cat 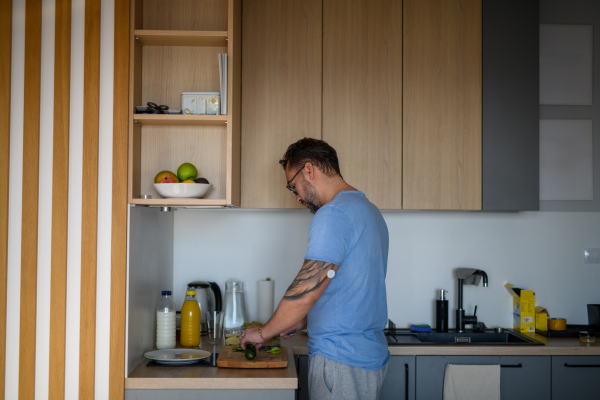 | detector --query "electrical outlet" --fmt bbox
[584,248,600,264]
